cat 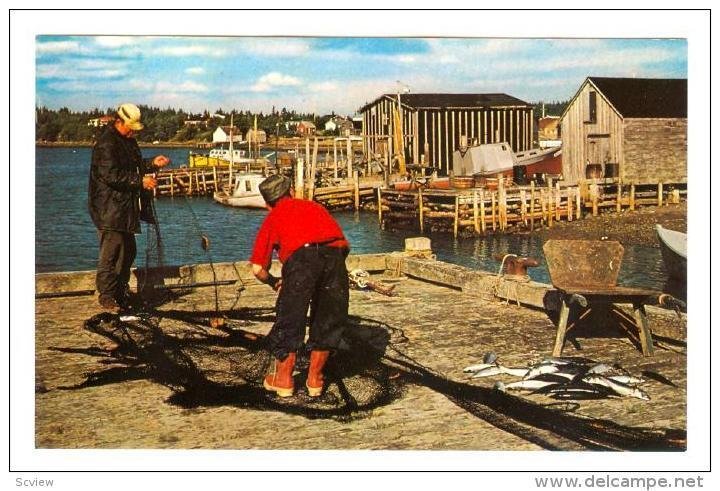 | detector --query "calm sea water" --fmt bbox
[35,146,669,290]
